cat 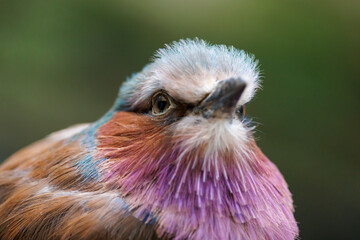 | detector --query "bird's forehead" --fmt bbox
[146,69,224,103]
[122,39,260,108]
